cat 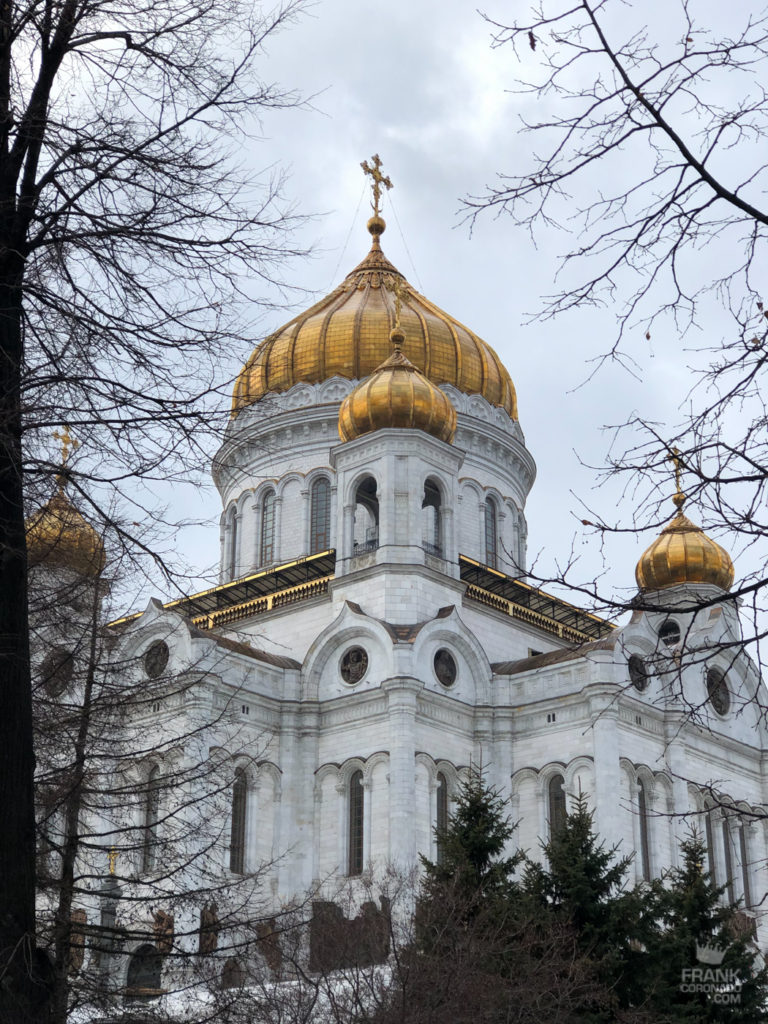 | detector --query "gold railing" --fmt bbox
[464,584,592,644]
[192,576,332,630]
